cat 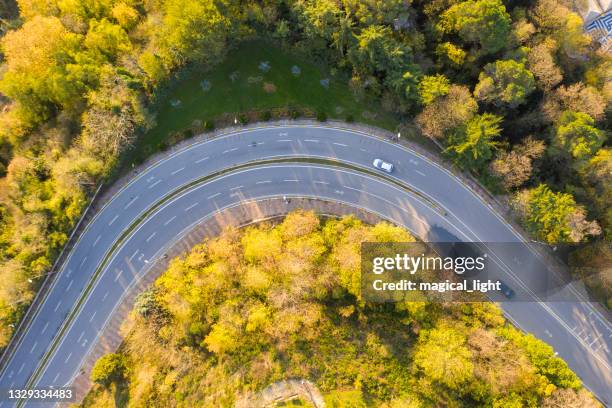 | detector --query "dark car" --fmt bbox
[499,280,515,299]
